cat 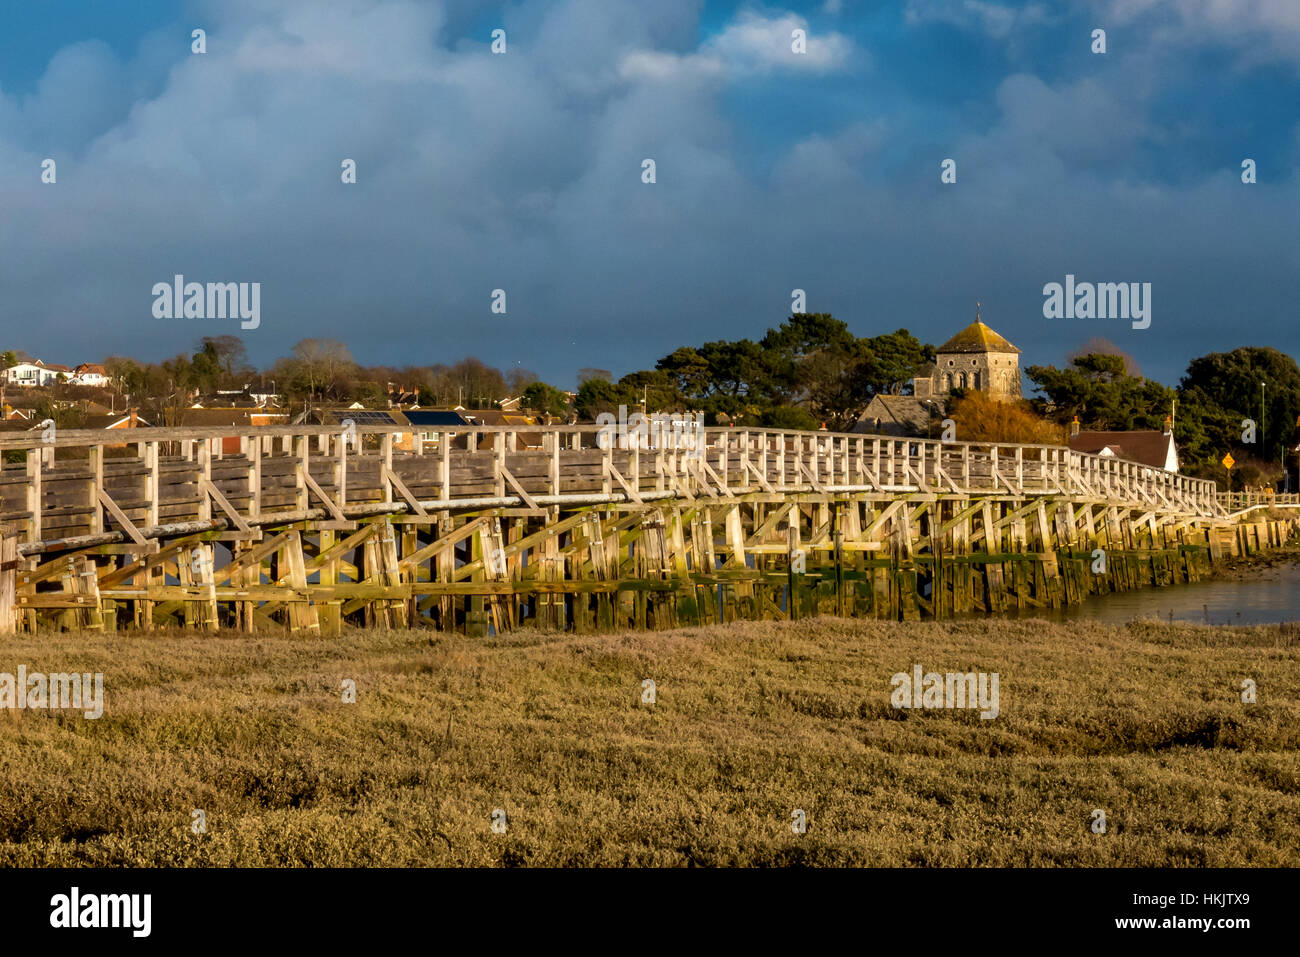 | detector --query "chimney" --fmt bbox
[1163,415,1172,435]
[1070,416,1080,437]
